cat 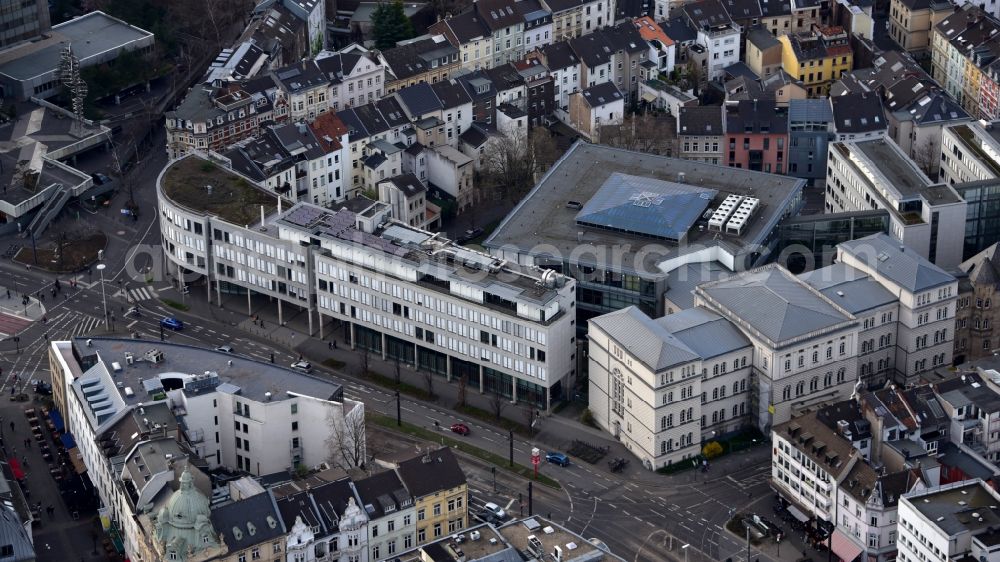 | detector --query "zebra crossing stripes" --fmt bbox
[119,286,157,302]
[72,314,103,336]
